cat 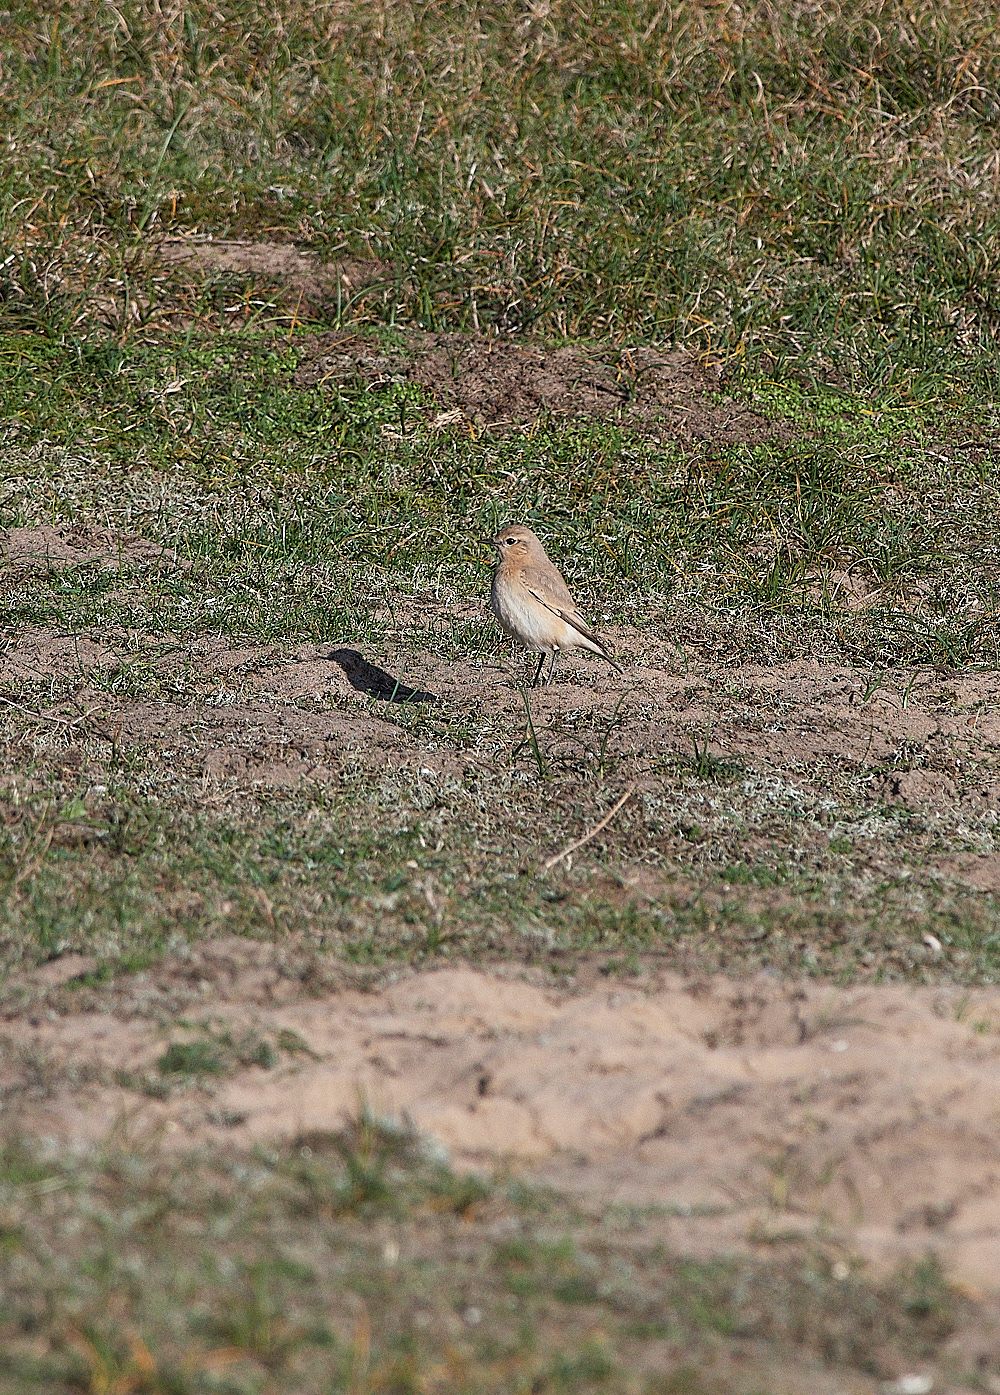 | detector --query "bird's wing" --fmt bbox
[521,565,613,654]
[520,561,578,608]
